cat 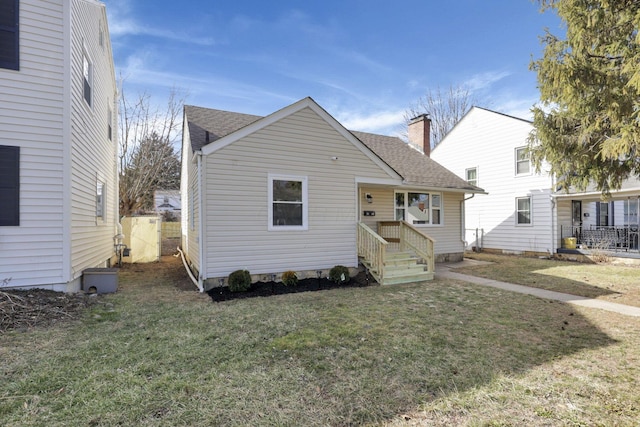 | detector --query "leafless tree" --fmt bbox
[118,84,186,216]
[405,84,477,148]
